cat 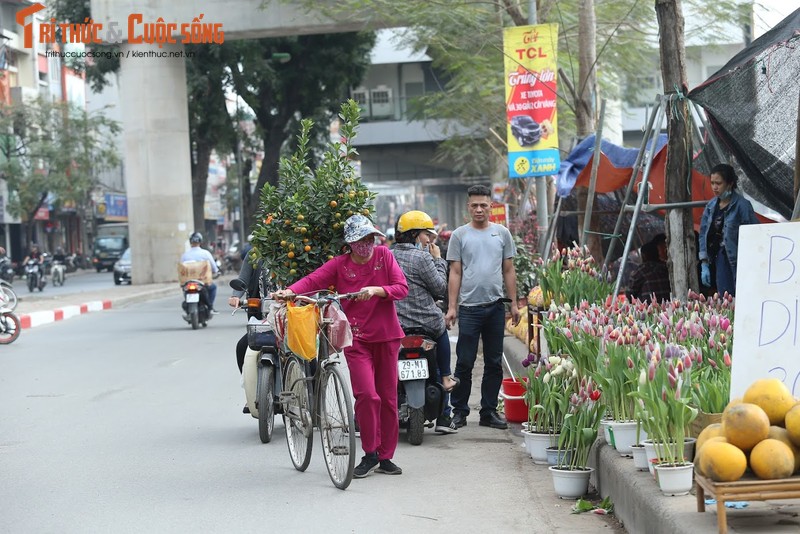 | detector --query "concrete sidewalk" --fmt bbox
[502,332,800,534]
